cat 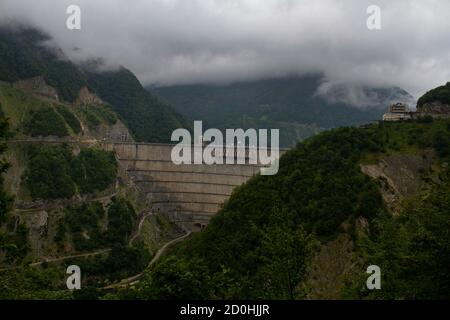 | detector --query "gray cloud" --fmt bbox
[1,0,450,100]
[316,81,416,110]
